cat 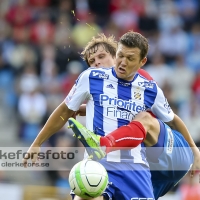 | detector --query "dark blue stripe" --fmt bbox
[143,84,157,109]
[89,71,105,136]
